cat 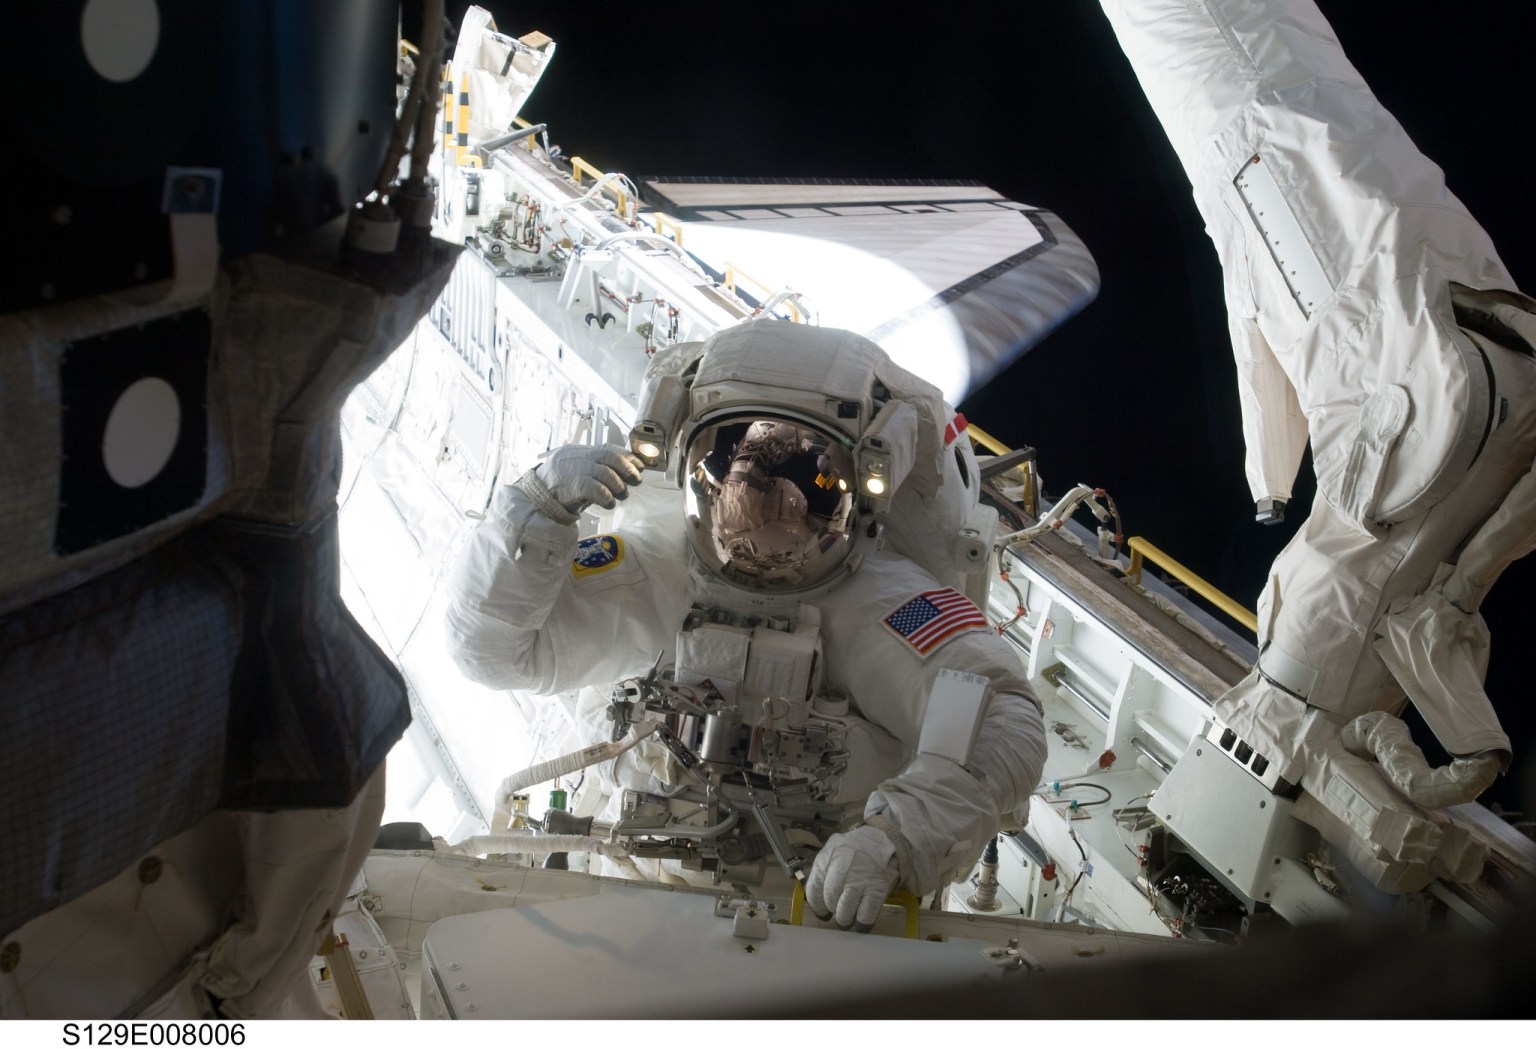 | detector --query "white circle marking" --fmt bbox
[102,376,181,488]
[81,0,161,84]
